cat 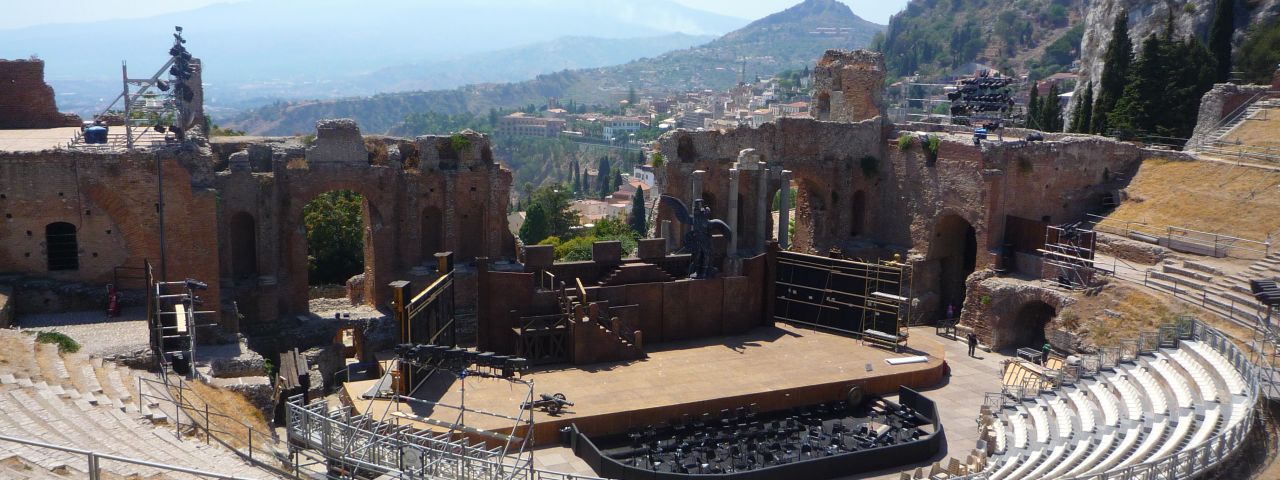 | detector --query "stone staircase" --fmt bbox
[1140,254,1279,326]
[1202,98,1280,147]
[0,329,272,479]
[597,263,676,287]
